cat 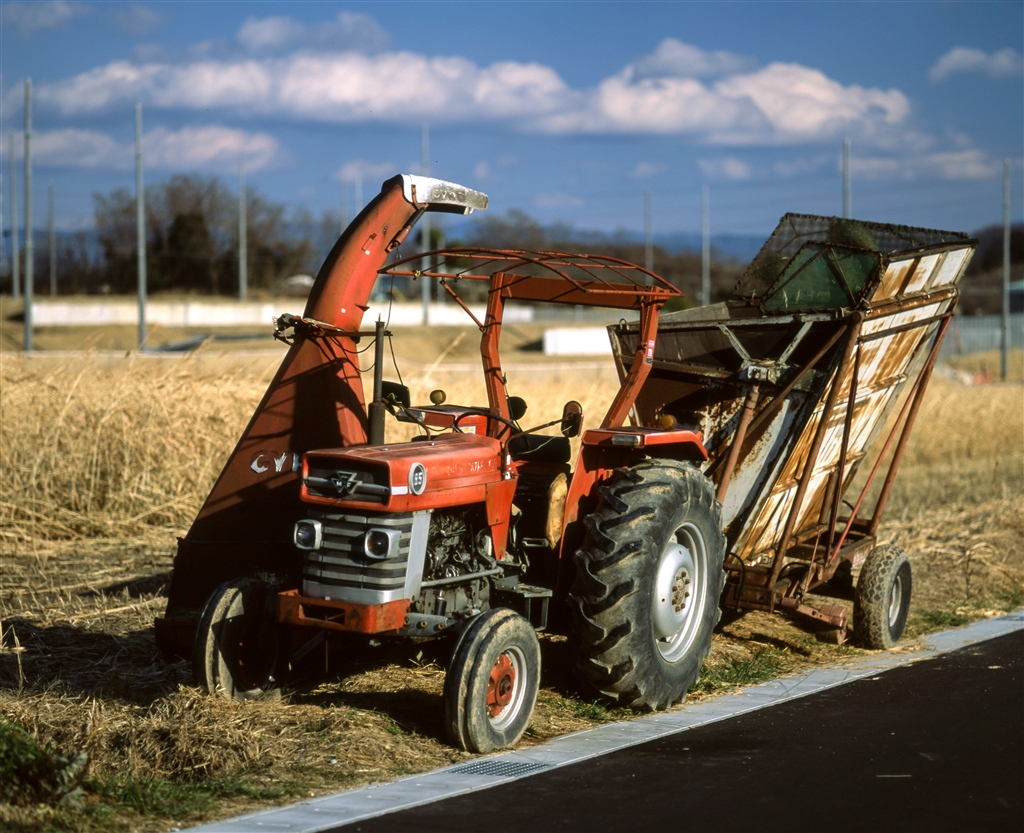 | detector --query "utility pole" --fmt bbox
[238,164,247,301]
[421,123,431,326]
[701,185,710,307]
[843,138,851,219]
[48,181,56,296]
[644,190,653,272]
[135,103,147,350]
[9,131,19,301]
[24,78,33,351]
[1002,159,1011,381]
